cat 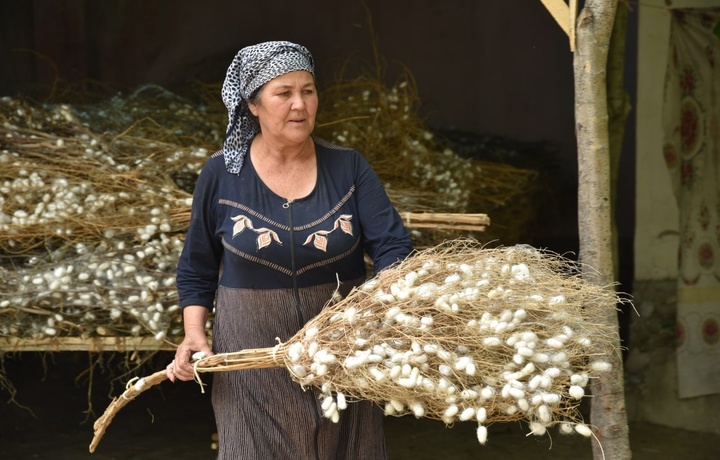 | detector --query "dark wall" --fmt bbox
[0,0,585,249]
